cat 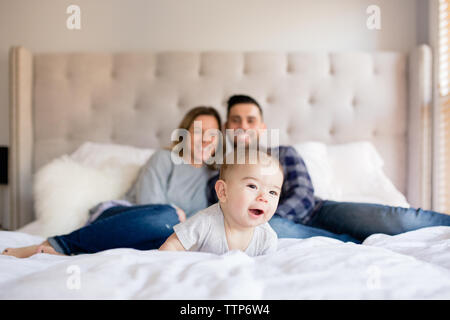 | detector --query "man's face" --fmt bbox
[225,103,266,147]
